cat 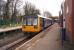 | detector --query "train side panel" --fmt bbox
[44,19,52,28]
[40,18,44,31]
[40,17,52,31]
